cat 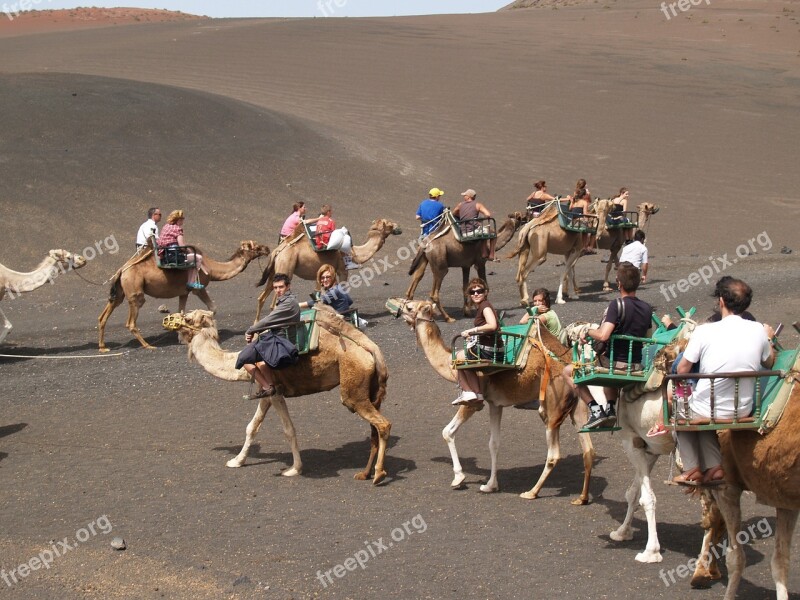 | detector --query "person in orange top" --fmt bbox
[314,204,335,249]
